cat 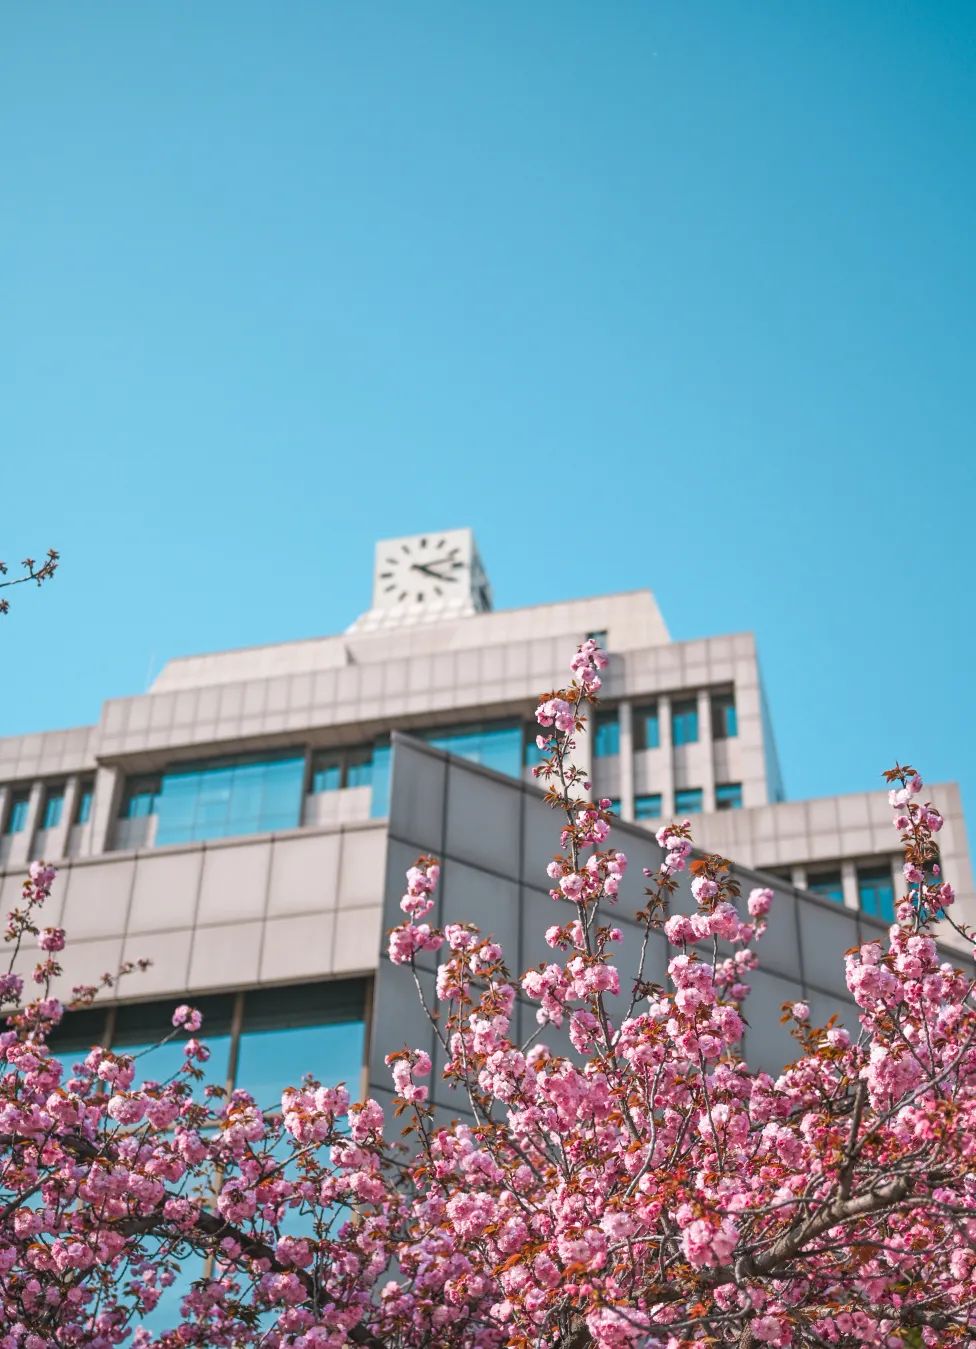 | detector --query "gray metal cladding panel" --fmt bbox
[741,970,808,1076]
[443,761,522,879]
[368,961,438,1089]
[438,857,520,966]
[797,900,860,997]
[388,742,446,856]
[749,887,801,982]
[376,737,882,1103]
